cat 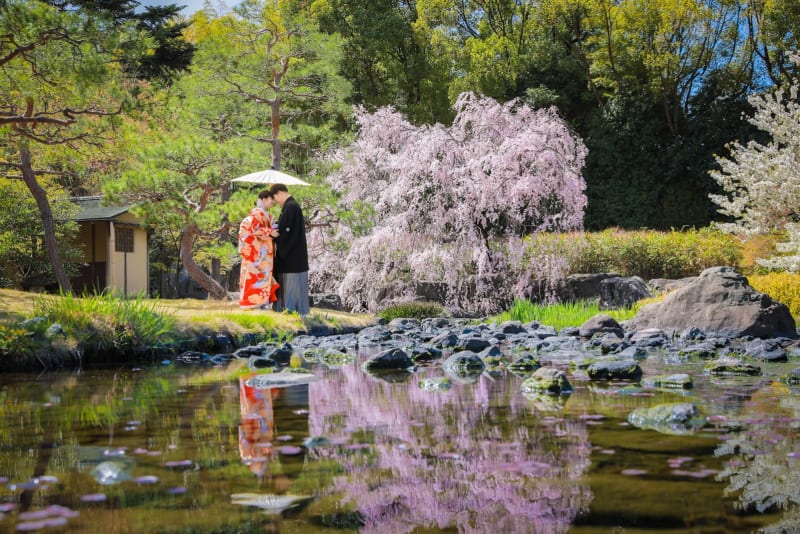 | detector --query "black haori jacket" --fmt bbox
[274,196,309,273]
